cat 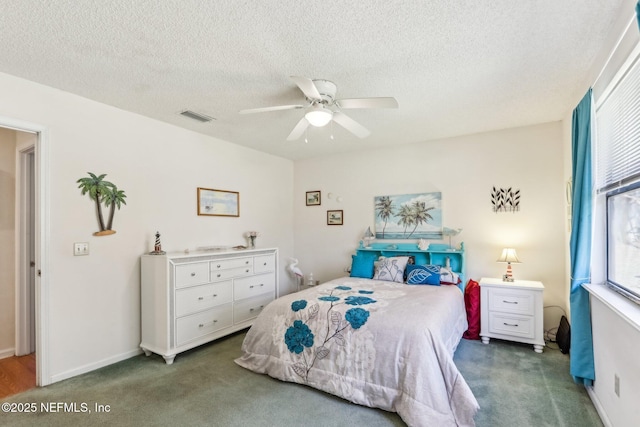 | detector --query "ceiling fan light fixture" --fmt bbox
[305,105,333,127]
